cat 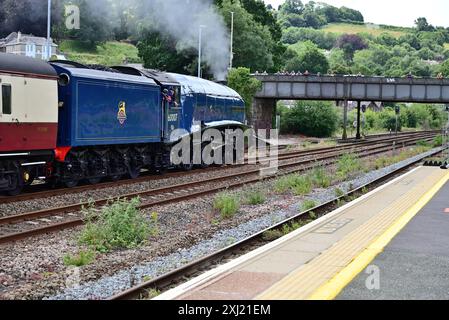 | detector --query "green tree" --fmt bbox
[239,0,286,71]
[328,49,351,74]
[399,33,421,50]
[220,0,276,72]
[137,31,194,73]
[281,27,337,49]
[279,0,305,15]
[280,101,339,137]
[285,41,329,73]
[336,34,368,61]
[415,17,435,32]
[56,0,113,46]
[227,67,262,120]
[441,59,449,76]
